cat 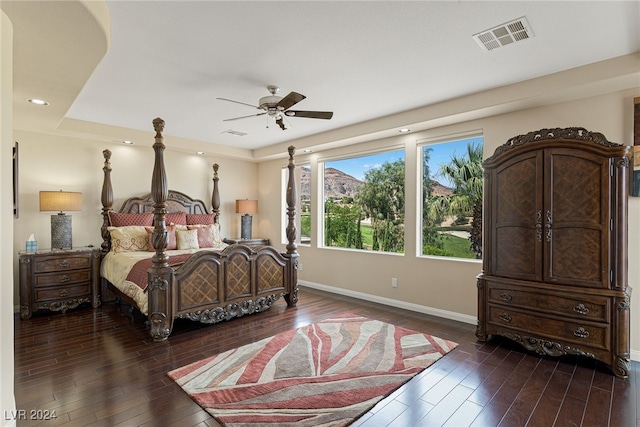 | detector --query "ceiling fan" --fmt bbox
[217,85,333,130]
